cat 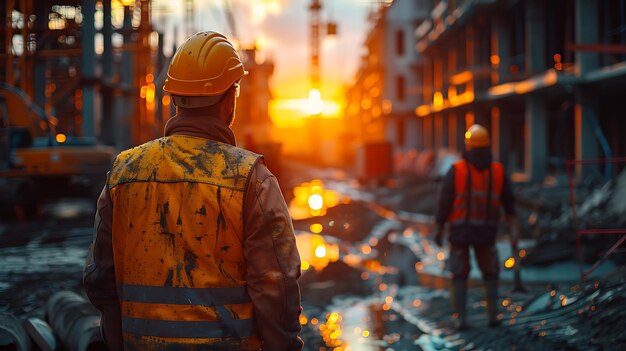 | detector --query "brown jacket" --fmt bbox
[84,112,303,350]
